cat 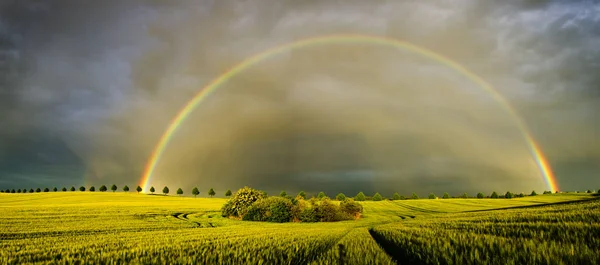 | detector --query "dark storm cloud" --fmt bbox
[0,0,598,194]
